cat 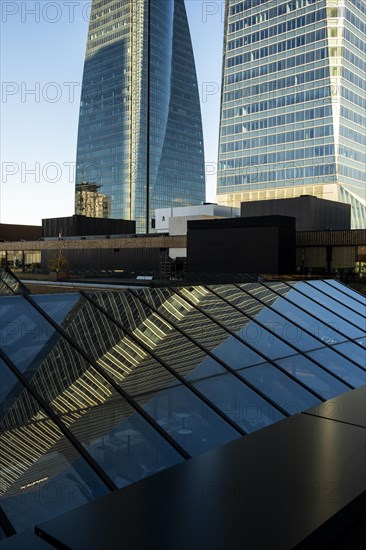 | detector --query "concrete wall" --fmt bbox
[154,204,240,233]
